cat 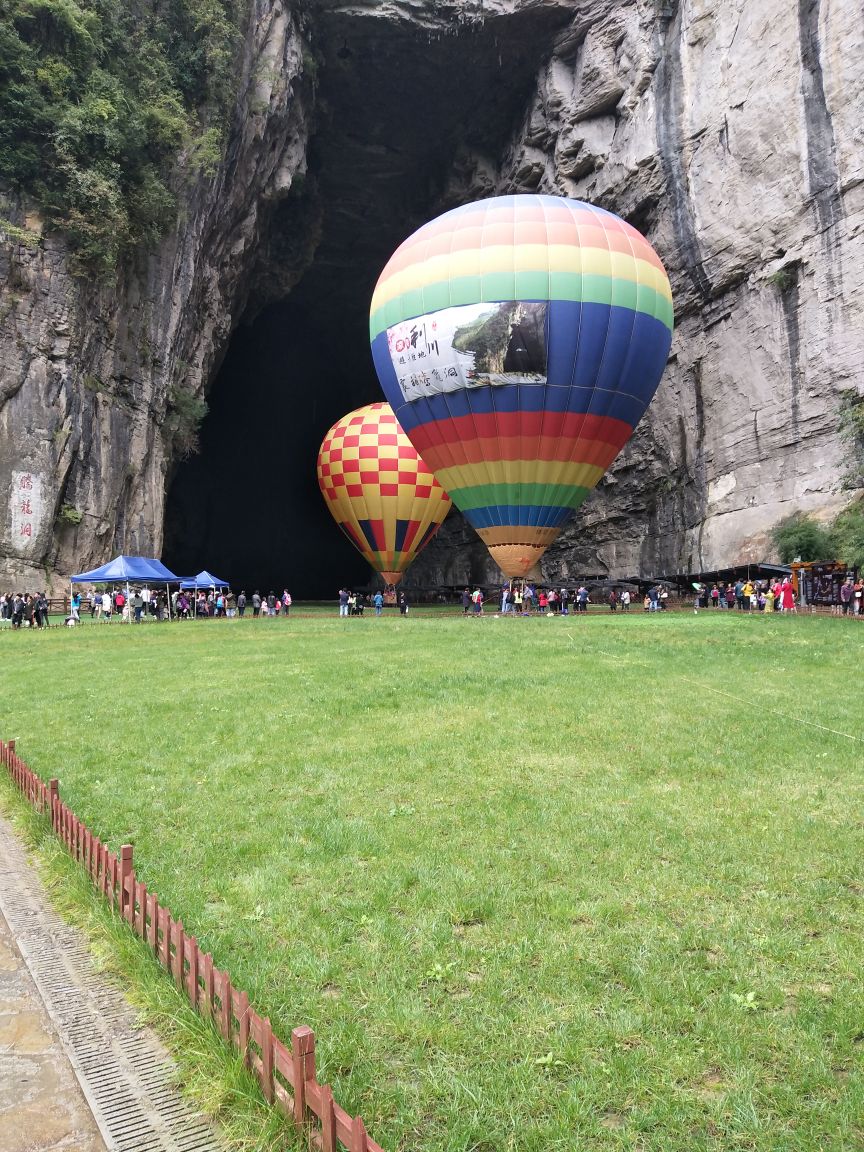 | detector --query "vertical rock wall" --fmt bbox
[459,0,864,580]
[0,0,311,589]
[1,0,862,589]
